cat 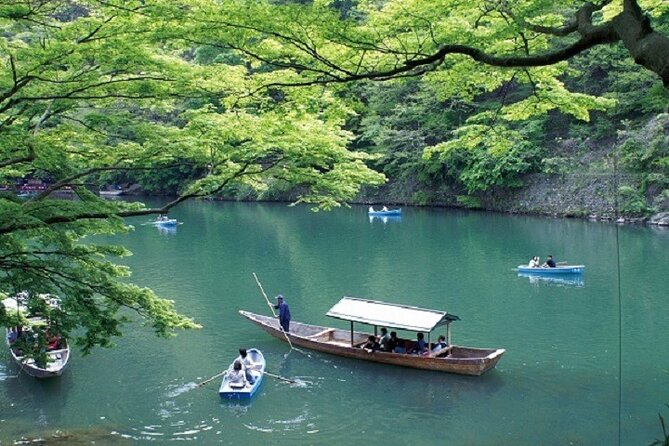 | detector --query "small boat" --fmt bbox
[99,189,124,197]
[368,207,402,216]
[153,217,178,227]
[516,265,585,274]
[3,295,70,379]
[518,272,585,287]
[218,348,266,400]
[240,297,505,376]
